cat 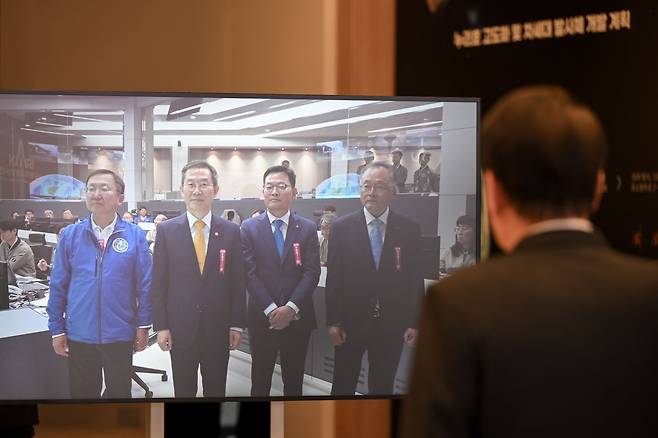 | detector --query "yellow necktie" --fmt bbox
[193,220,206,274]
